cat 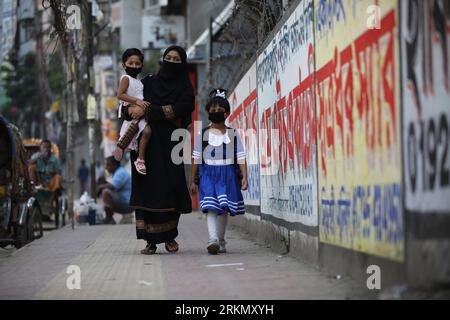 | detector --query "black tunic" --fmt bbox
[125,45,194,244]
[125,74,194,214]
